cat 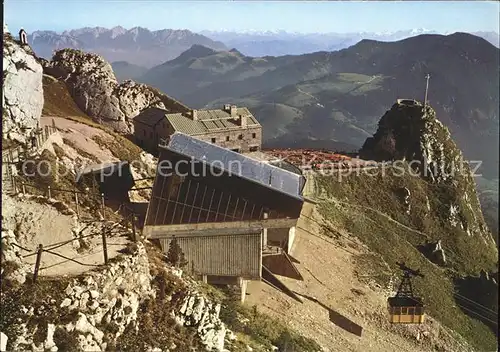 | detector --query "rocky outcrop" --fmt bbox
[0,331,7,352]
[418,239,447,266]
[2,34,44,143]
[360,102,493,242]
[174,292,227,351]
[398,187,411,215]
[2,237,234,351]
[6,242,154,351]
[0,229,30,285]
[42,49,190,133]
